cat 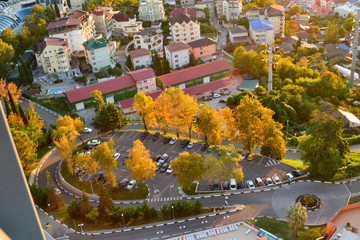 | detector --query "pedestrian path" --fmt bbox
[148,196,183,203]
